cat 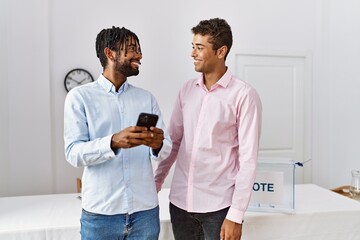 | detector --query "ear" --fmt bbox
[216,45,228,59]
[104,47,115,61]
